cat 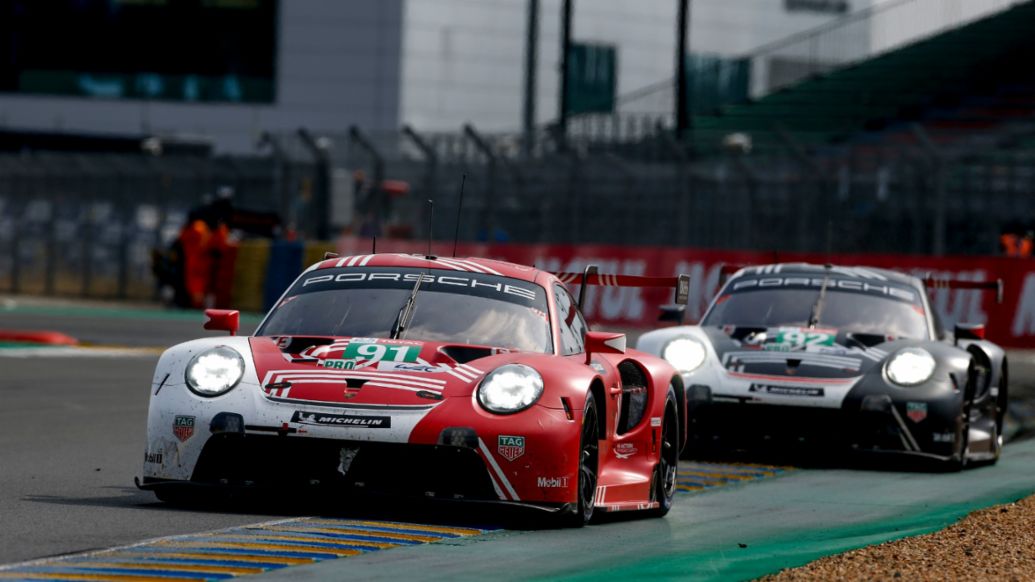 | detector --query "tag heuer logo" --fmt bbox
[497,435,525,461]
[173,415,196,442]
[906,402,927,423]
